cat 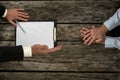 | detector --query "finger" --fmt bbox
[85,26,96,45]
[81,29,91,38]
[9,20,17,27]
[47,45,62,53]
[80,29,86,35]
[18,14,29,19]
[81,33,85,37]
[39,46,62,54]
[80,30,86,37]
[80,29,83,33]
[95,39,102,43]
[81,29,90,37]
[80,30,84,36]
[84,36,92,45]
[87,36,95,45]
[81,27,89,31]
[33,44,41,47]
[32,44,42,50]
[41,45,49,50]
[18,12,28,16]
[80,27,89,32]
[17,16,28,21]
[80,28,86,34]
[83,32,91,40]
[92,25,95,28]
[84,29,91,35]
[82,27,92,34]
